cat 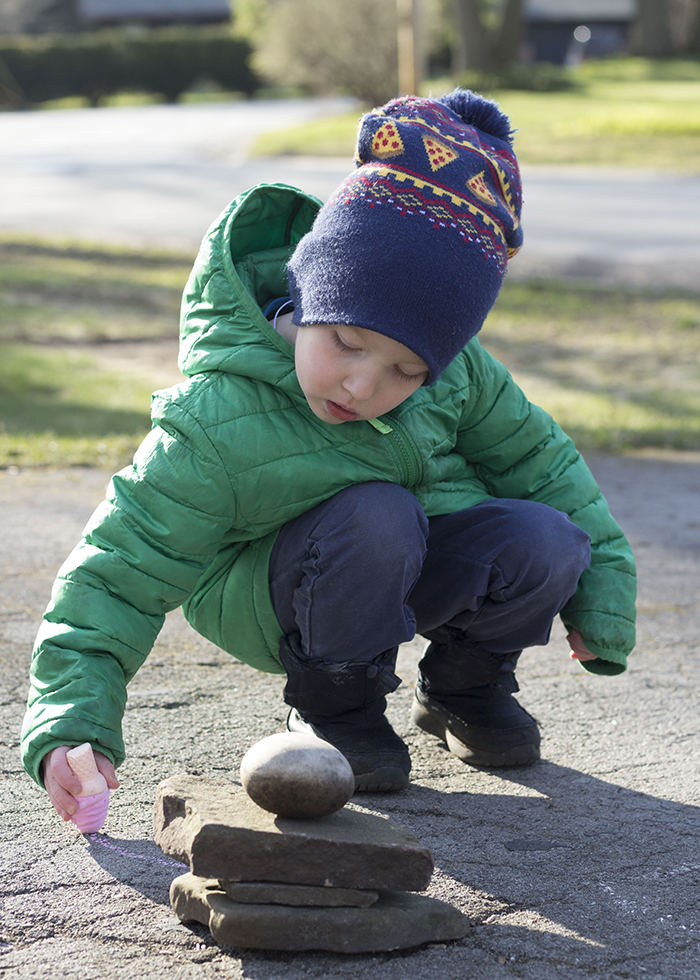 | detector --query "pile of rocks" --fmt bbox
[154,772,470,953]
